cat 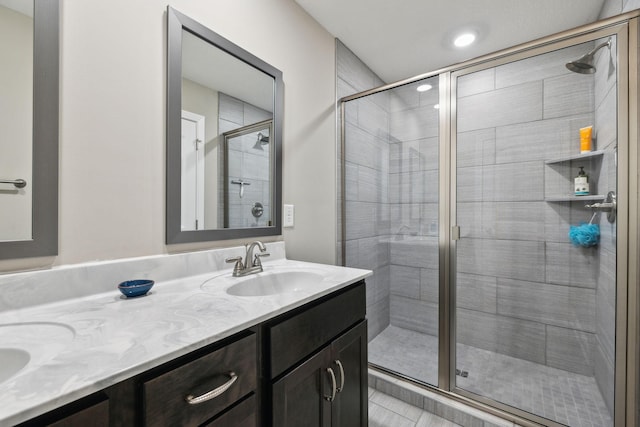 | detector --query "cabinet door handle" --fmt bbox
[324,367,337,402]
[185,371,238,405]
[334,360,345,393]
